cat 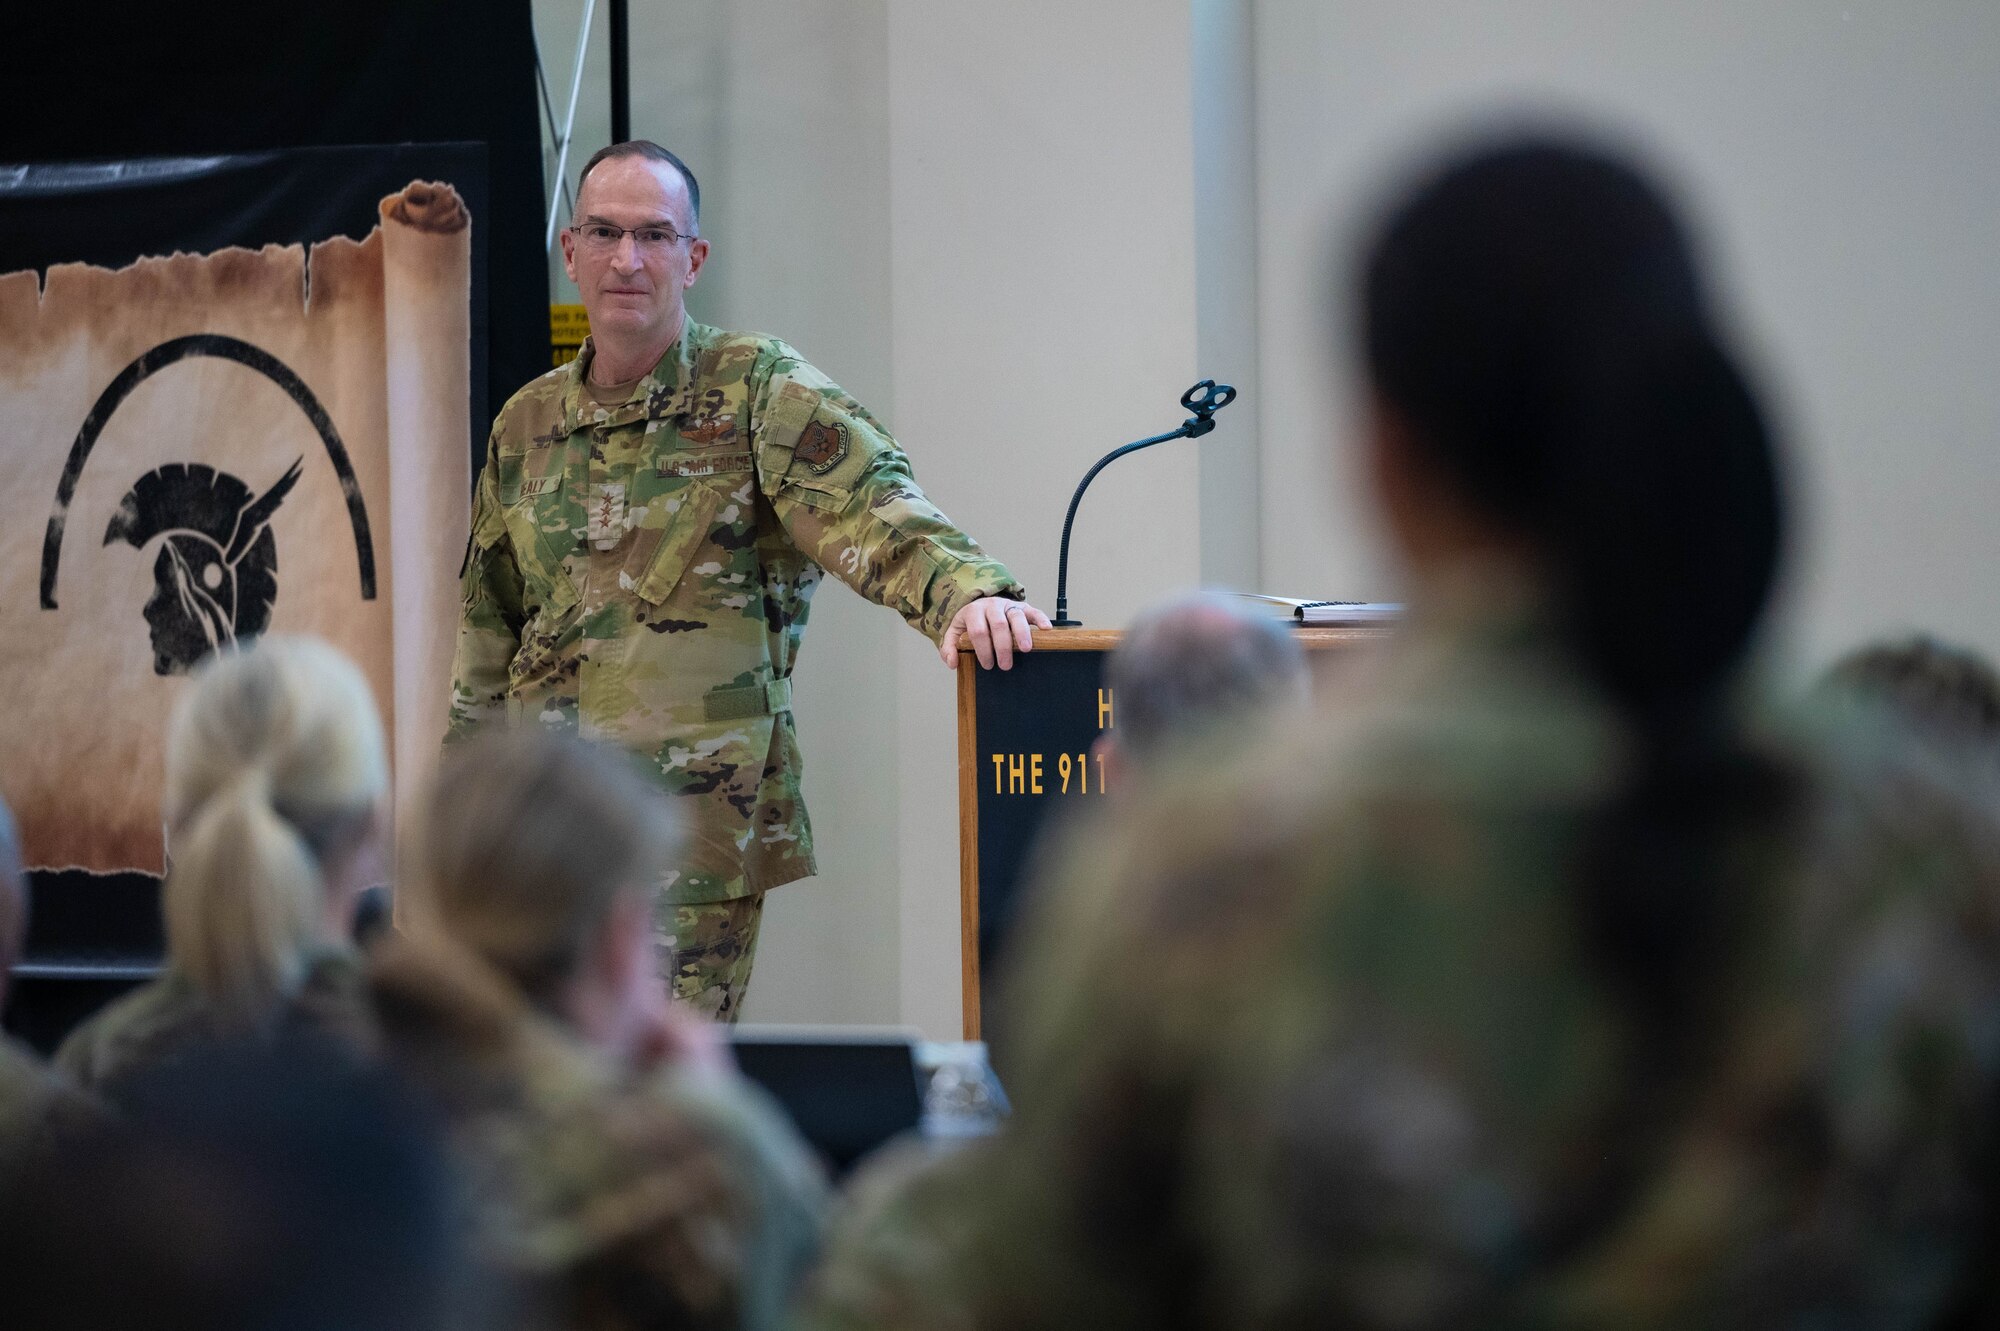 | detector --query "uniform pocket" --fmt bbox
[633,482,725,605]
[771,473,852,516]
[538,566,581,615]
[497,437,568,504]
